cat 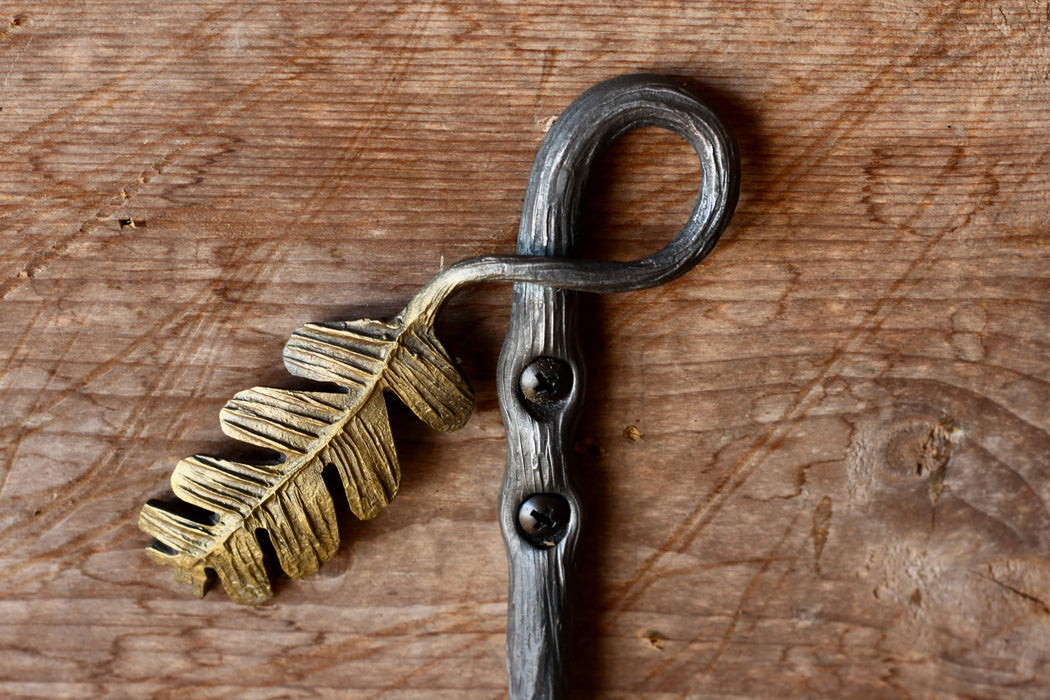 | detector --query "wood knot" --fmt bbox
[879,417,955,488]
[847,412,961,509]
